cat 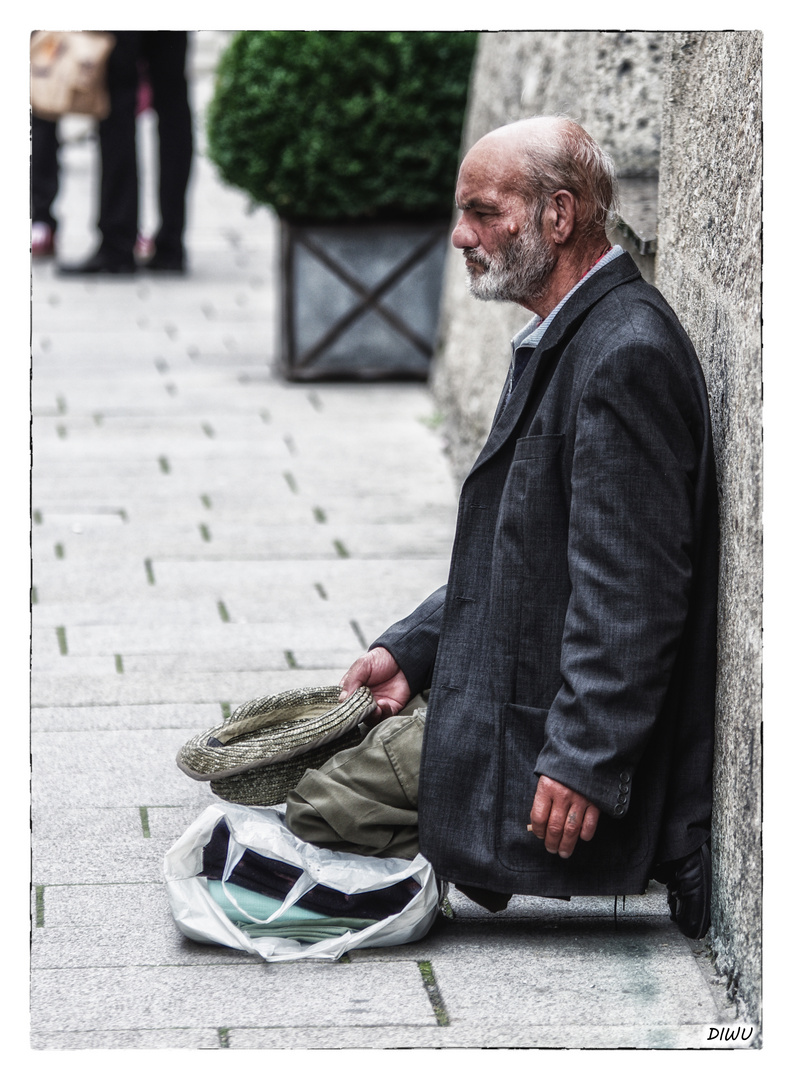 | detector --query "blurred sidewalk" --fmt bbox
[29,31,745,1052]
